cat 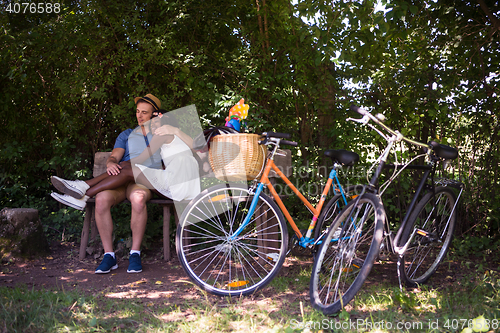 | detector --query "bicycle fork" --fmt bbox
[228,182,265,241]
